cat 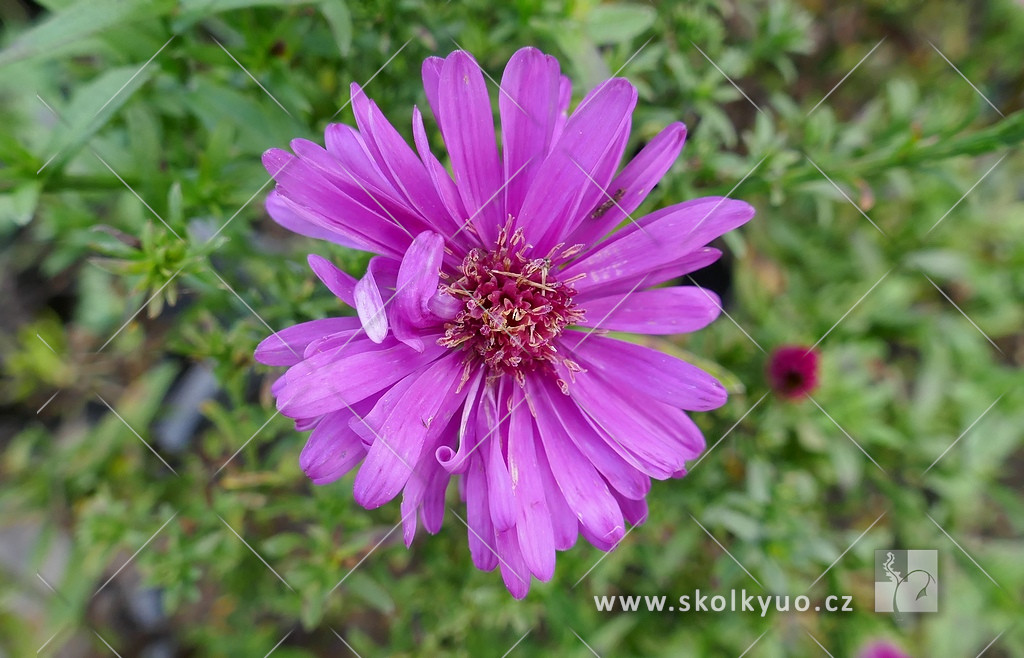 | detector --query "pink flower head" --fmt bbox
[767,345,819,399]
[859,641,911,658]
[255,47,754,597]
